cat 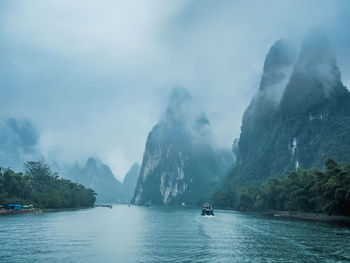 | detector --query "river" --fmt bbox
[0,206,349,262]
